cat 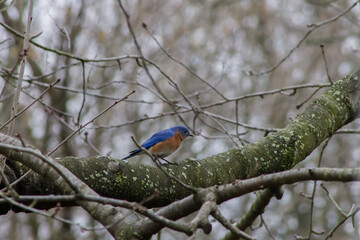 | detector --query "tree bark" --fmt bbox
[0,68,359,214]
